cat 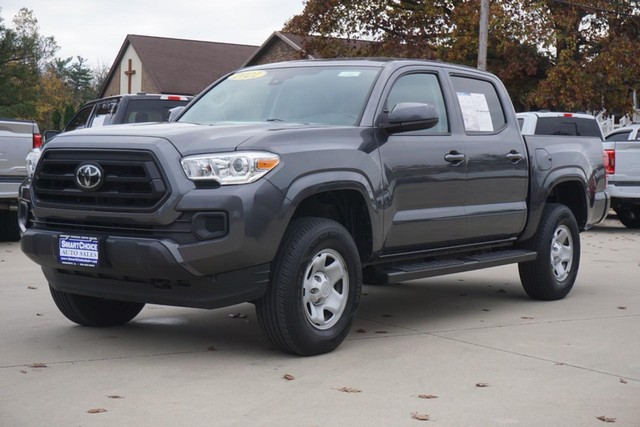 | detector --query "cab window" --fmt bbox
[64,105,94,132]
[385,73,448,133]
[451,76,506,133]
